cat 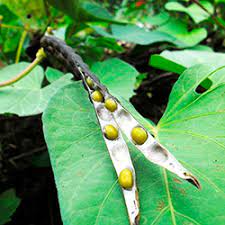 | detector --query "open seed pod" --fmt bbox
[82,73,140,225]
[41,35,200,225]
